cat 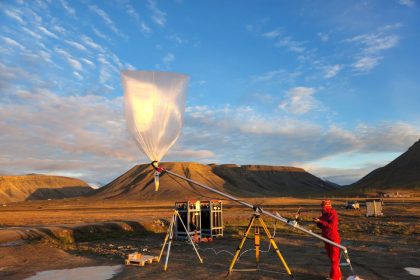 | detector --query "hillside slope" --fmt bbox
[0,174,93,202]
[341,139,420,195]
[92,162,337,200]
